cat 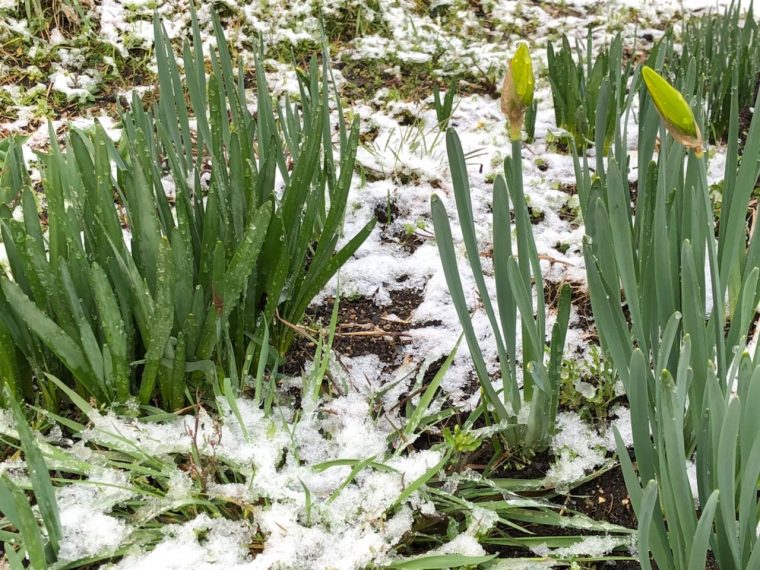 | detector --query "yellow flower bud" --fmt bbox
[501,42,534,141]
[642,66,703,156]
